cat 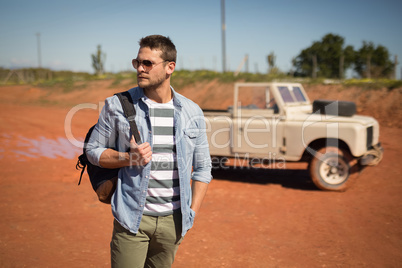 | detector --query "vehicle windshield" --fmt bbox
[237,86,267,109]
[278,86,307,103]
